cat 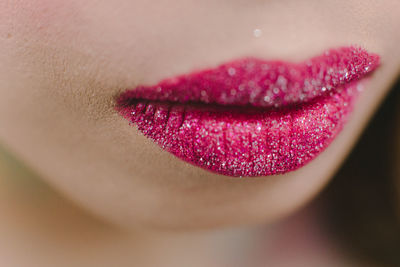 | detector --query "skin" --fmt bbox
[0,0,399,266]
